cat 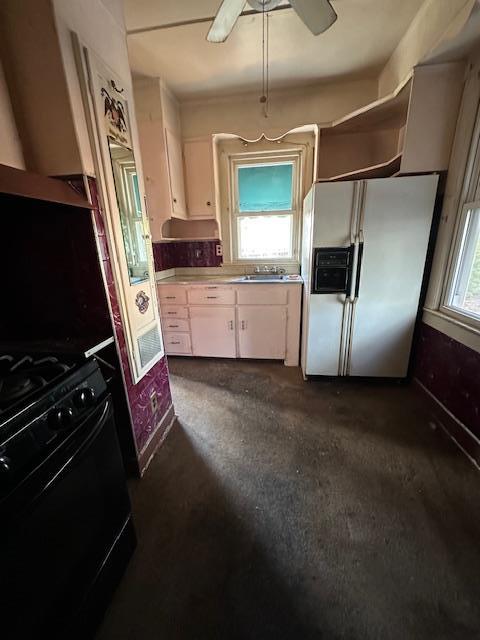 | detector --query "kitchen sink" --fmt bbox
[241,274,287,281]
